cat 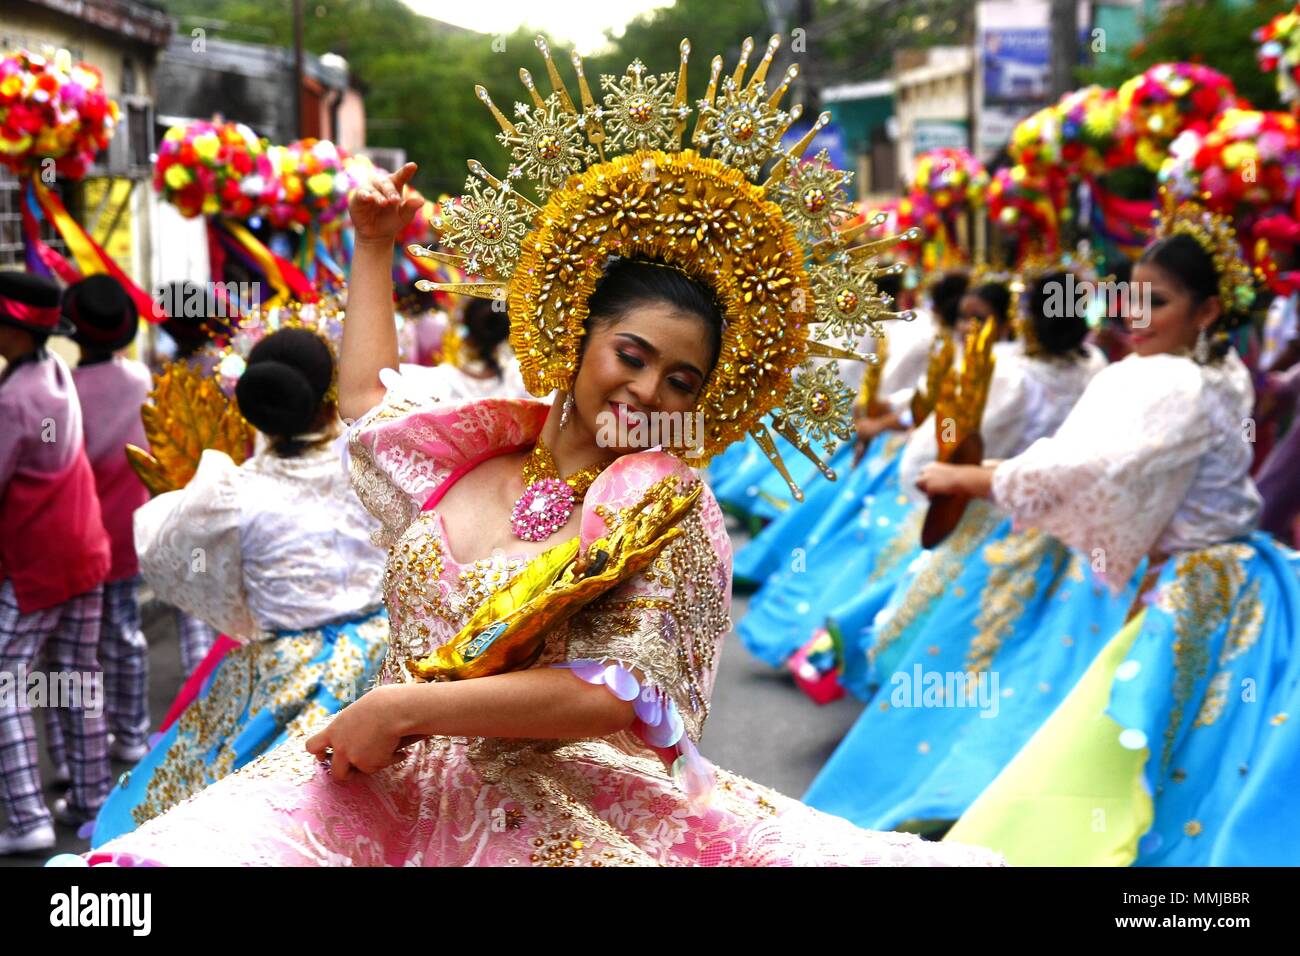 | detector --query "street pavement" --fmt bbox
[1,524,864,866]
